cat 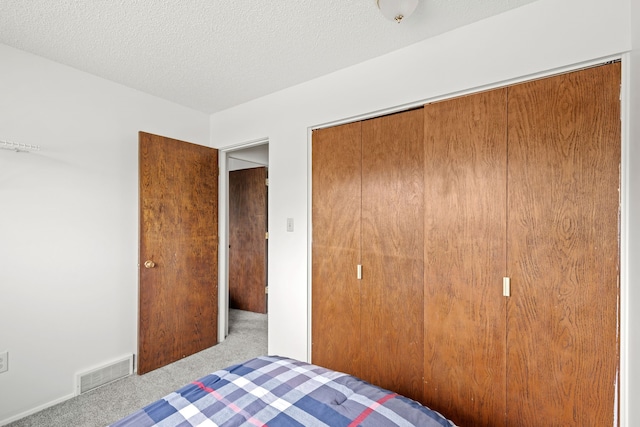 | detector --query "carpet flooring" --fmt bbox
[7,309,267,427]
